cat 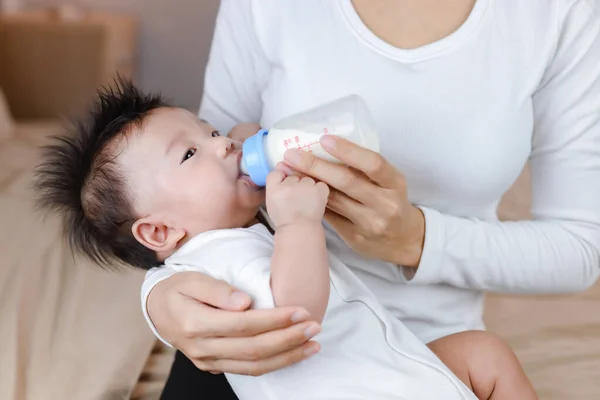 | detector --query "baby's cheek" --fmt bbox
[204,186,237,212]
